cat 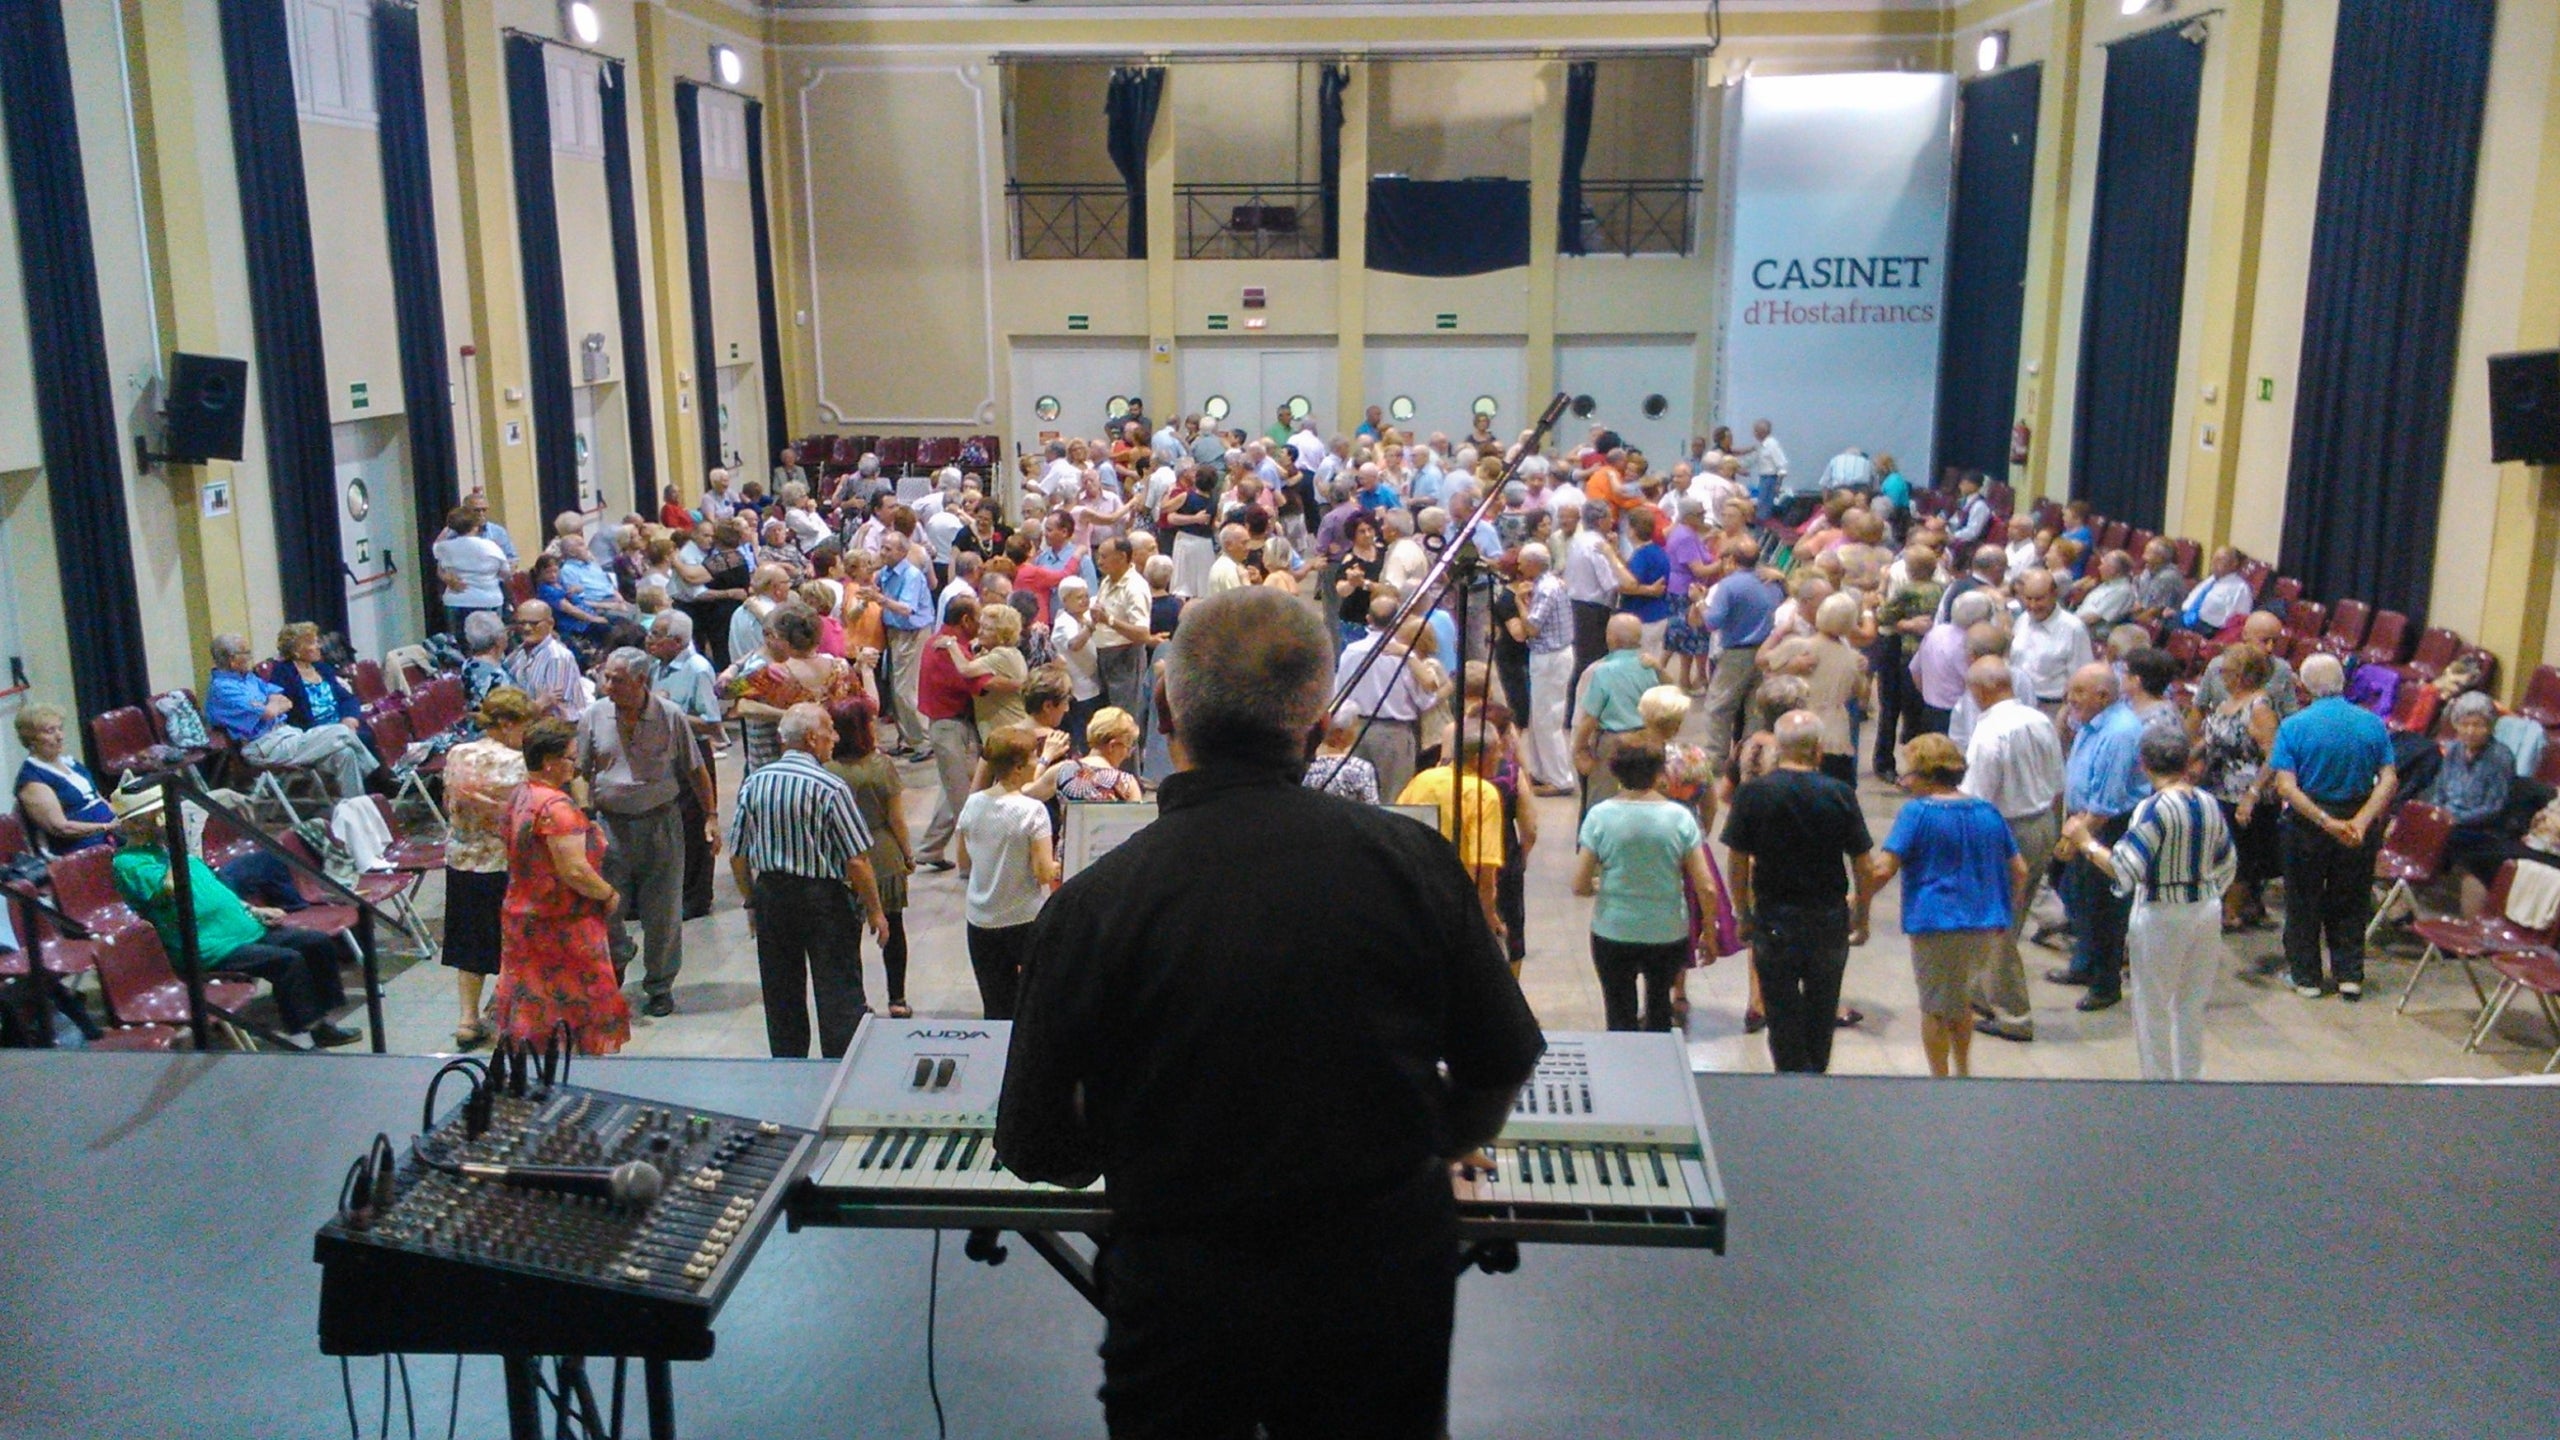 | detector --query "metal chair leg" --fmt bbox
[2365,879,2410,945]
[2465,978,2520,1052]
[2397,943,2443,1013]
